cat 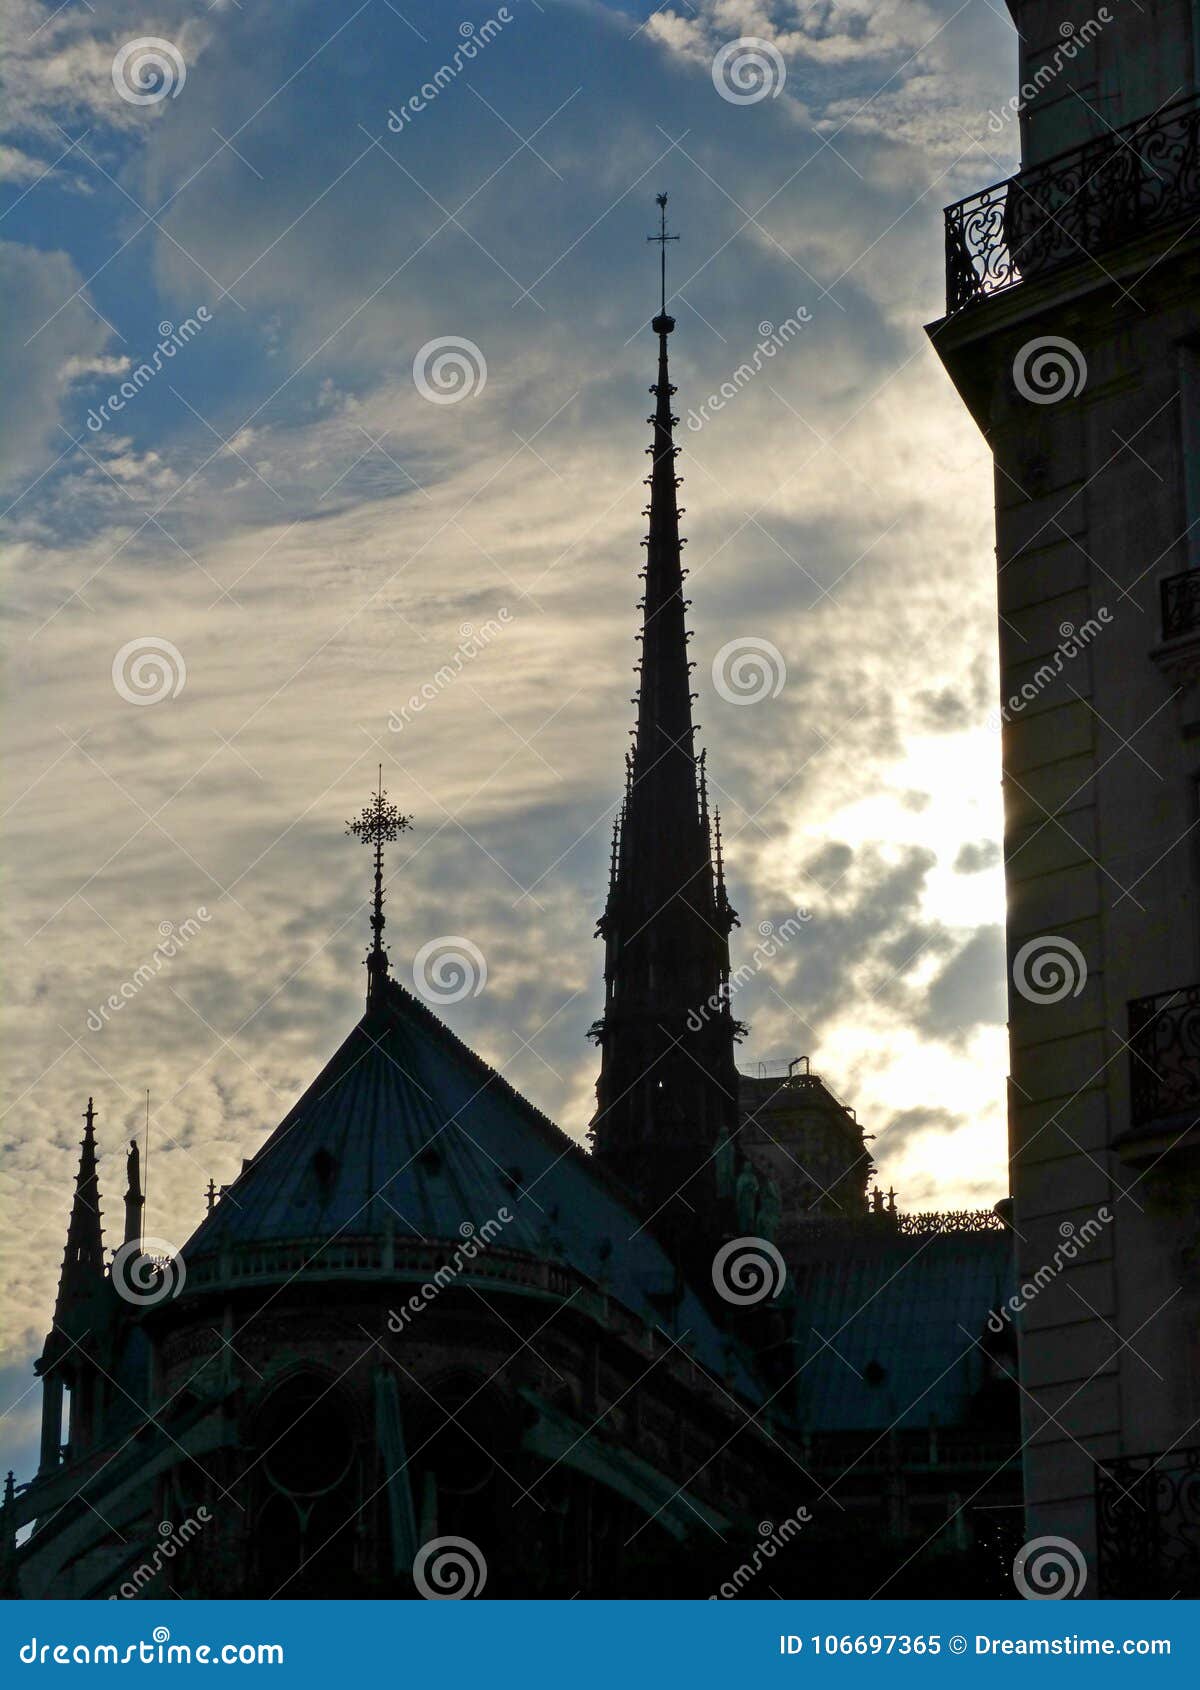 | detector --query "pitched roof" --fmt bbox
[181,978,758,1396]
[791,1229,1014,1430]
